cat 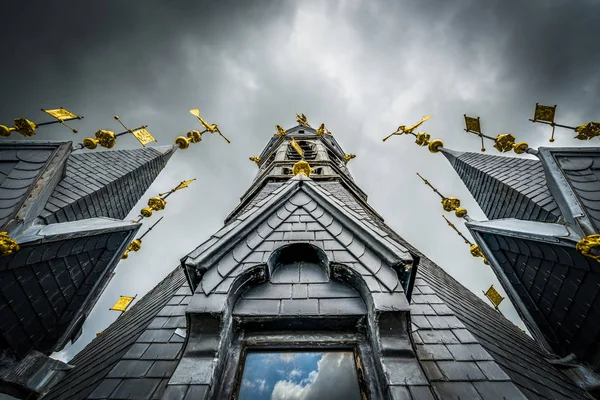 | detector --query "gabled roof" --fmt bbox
[439,148,561,223]
[39,145,176,224]
[182,175,413,294]
[0,218,139,358]
[466,217,600,376]
[537,146,600,236]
